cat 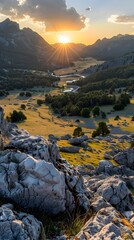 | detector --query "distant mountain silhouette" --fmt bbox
[0,18,57,70]
[81,34,134,60]
[52,42,85,63]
